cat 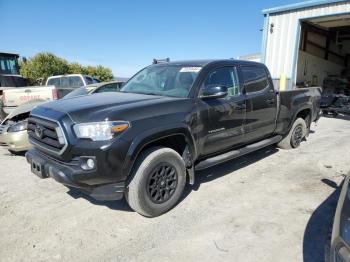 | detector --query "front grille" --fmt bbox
[28,116,67,154]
